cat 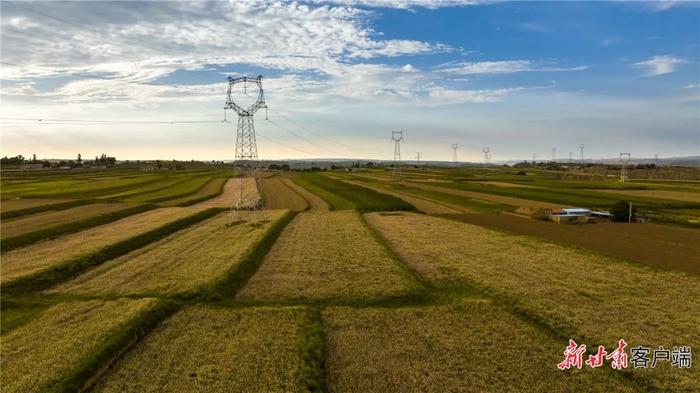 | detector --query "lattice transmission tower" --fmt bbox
[392,130,403,177]
[224,75,267,223]
[482,147,491,170]
[452,144,459,162]
[579,144,585,162]
[619,153,631,183]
